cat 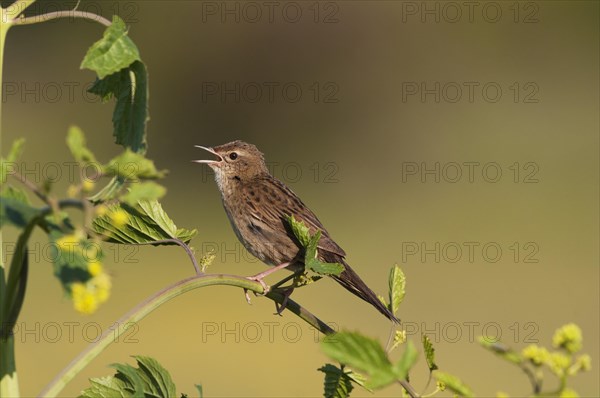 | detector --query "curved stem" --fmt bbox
[38,272,333,397]
[10,10,112,28]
